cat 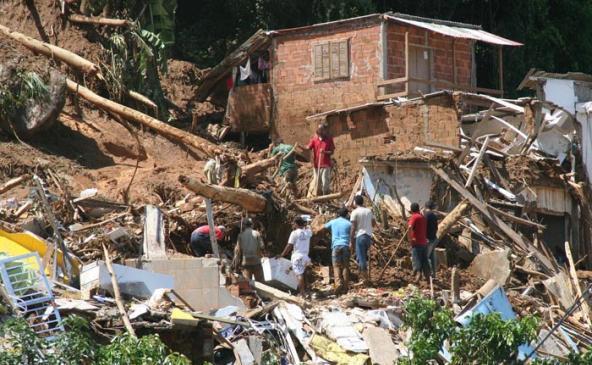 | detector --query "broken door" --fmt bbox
[408,46,432,96]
